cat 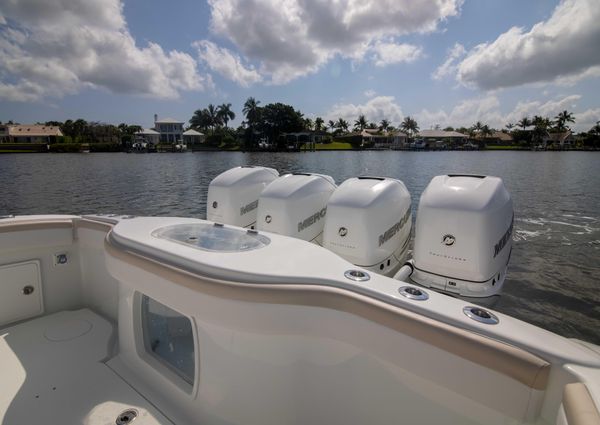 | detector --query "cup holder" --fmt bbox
[344,270,370,282]
[398,286,429,301]
[463,306,499,325]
